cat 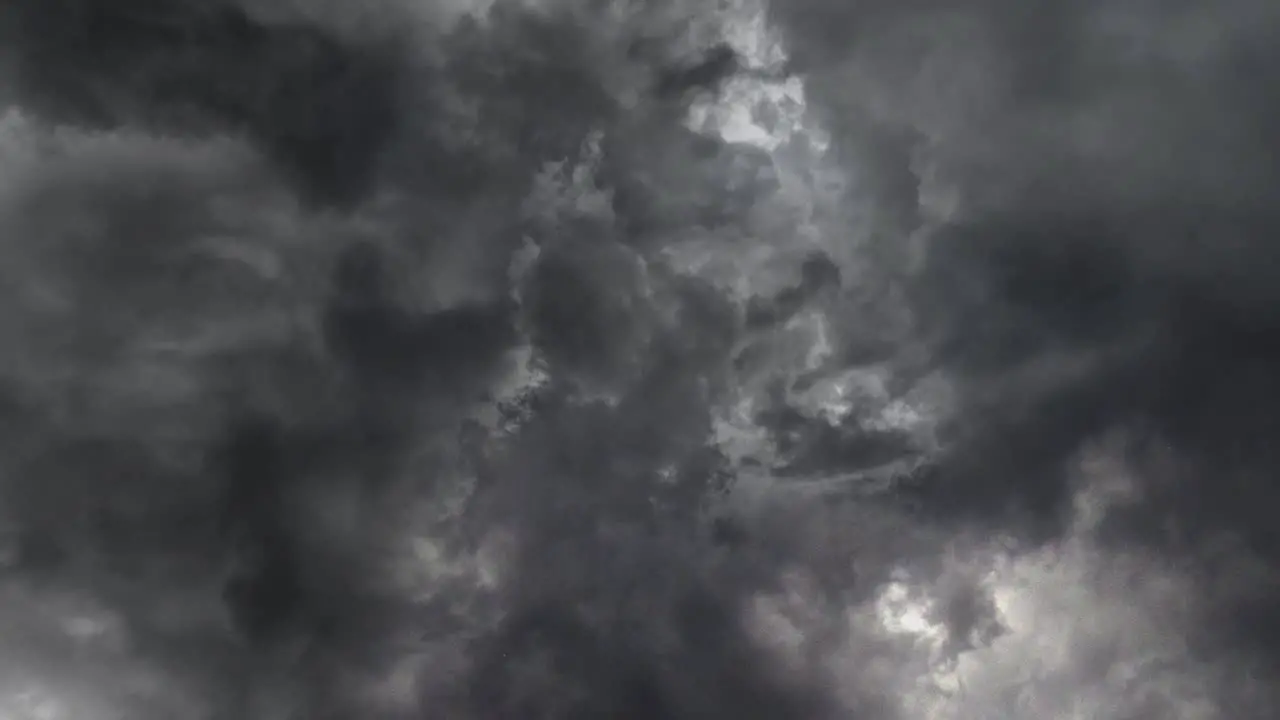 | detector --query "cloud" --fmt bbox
[1,0,1279,718]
